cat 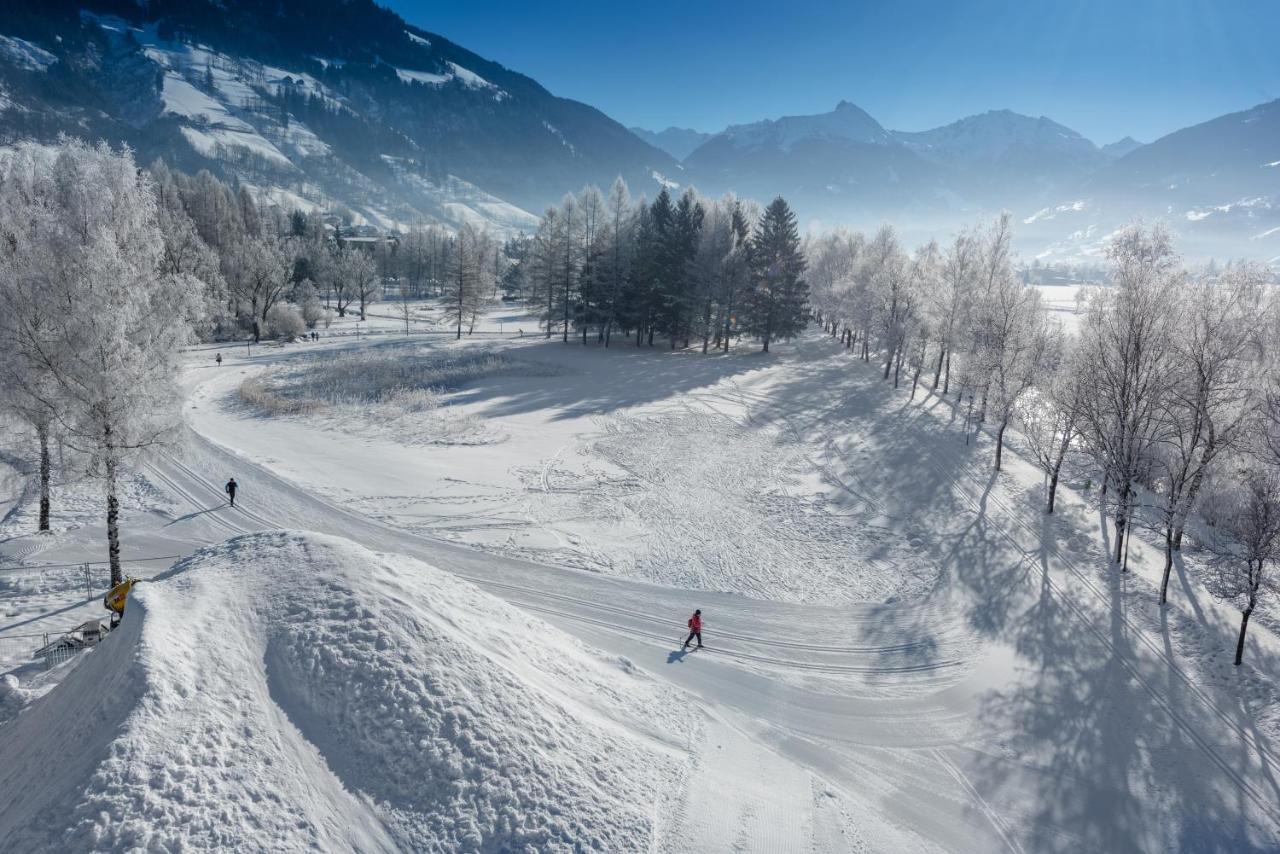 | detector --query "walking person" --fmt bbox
[225,477,238,508]
[683,609,703,650]
[215,352,222,366]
